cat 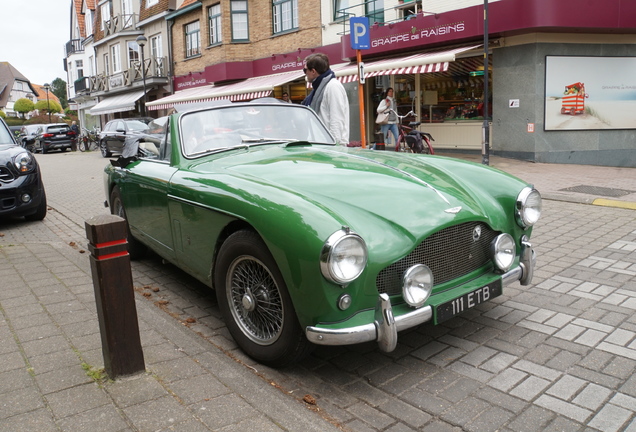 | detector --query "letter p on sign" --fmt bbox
[350,17,370,50]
